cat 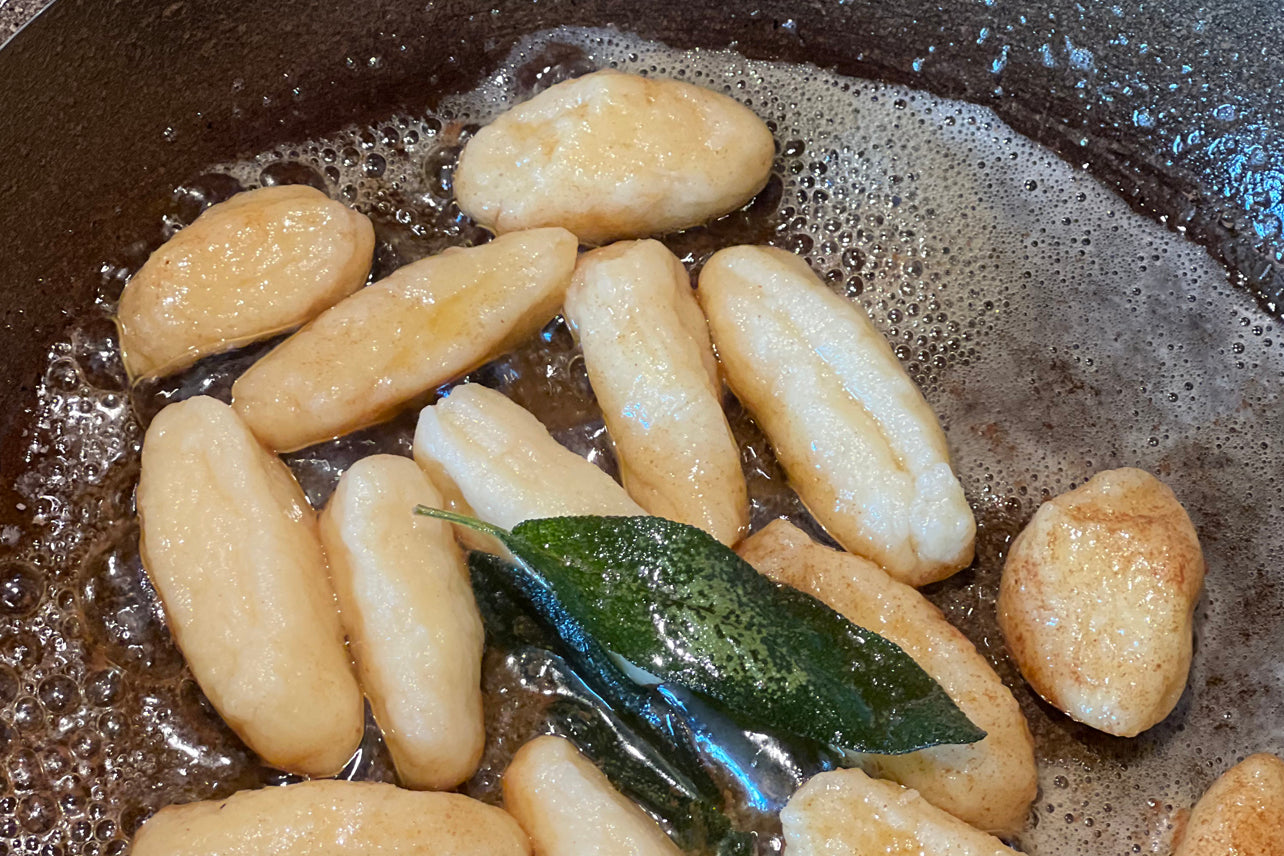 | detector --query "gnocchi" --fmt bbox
[698,245,976,586]
[564,239,748,545]
[413,382,644,548]
[136,396,363,776]
[318,455,485,790]
[454,70,775,245]
[503,735,682,856]
[737,519,1037,836]
[781,767,1022,856]
[130,780,532,856]
[232,227,578,452]
[1173,753,1284,856]
[997,467,1205,737]
[117,185,374,379]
